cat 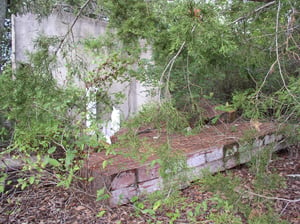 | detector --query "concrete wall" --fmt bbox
[11,12,158,119]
